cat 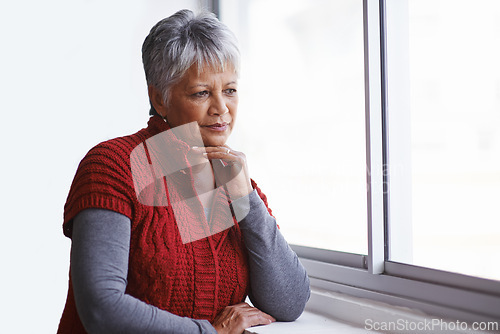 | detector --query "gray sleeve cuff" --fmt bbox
[230,190,253,222]
[231,189,270,226]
